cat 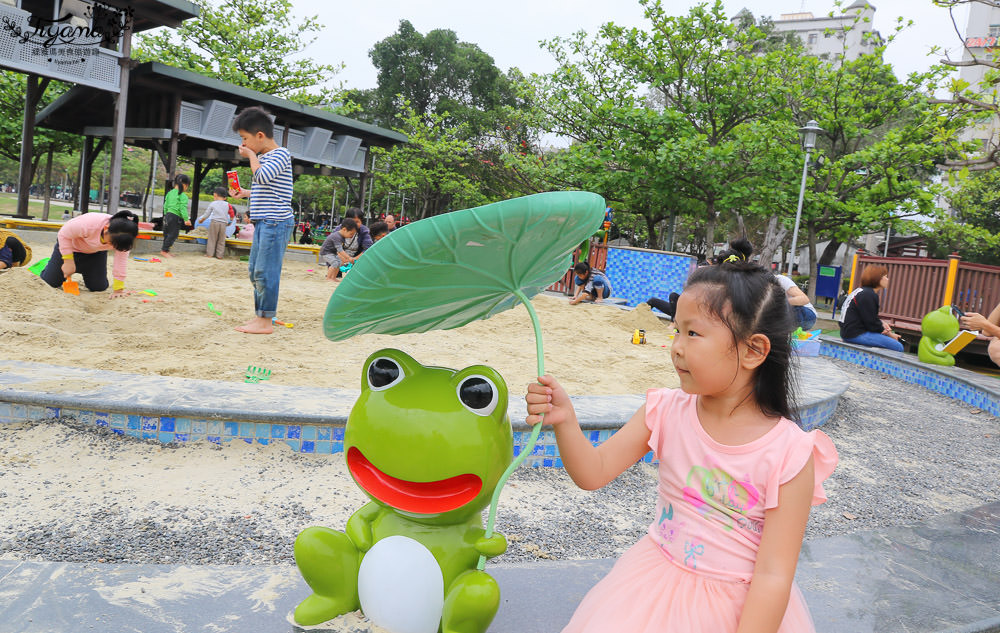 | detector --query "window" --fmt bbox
[990,24,1000,38]
[807,32,818,45]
